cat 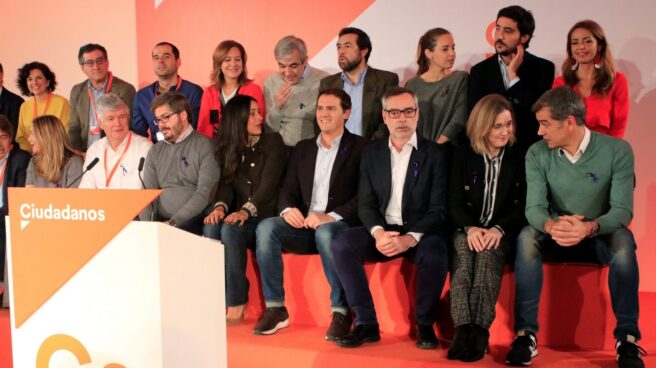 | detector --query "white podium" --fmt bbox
[6,189,226,368]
